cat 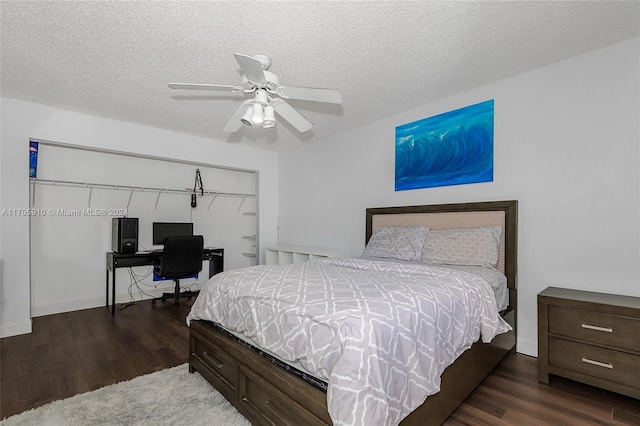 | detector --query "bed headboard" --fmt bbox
[366,200,518,310]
